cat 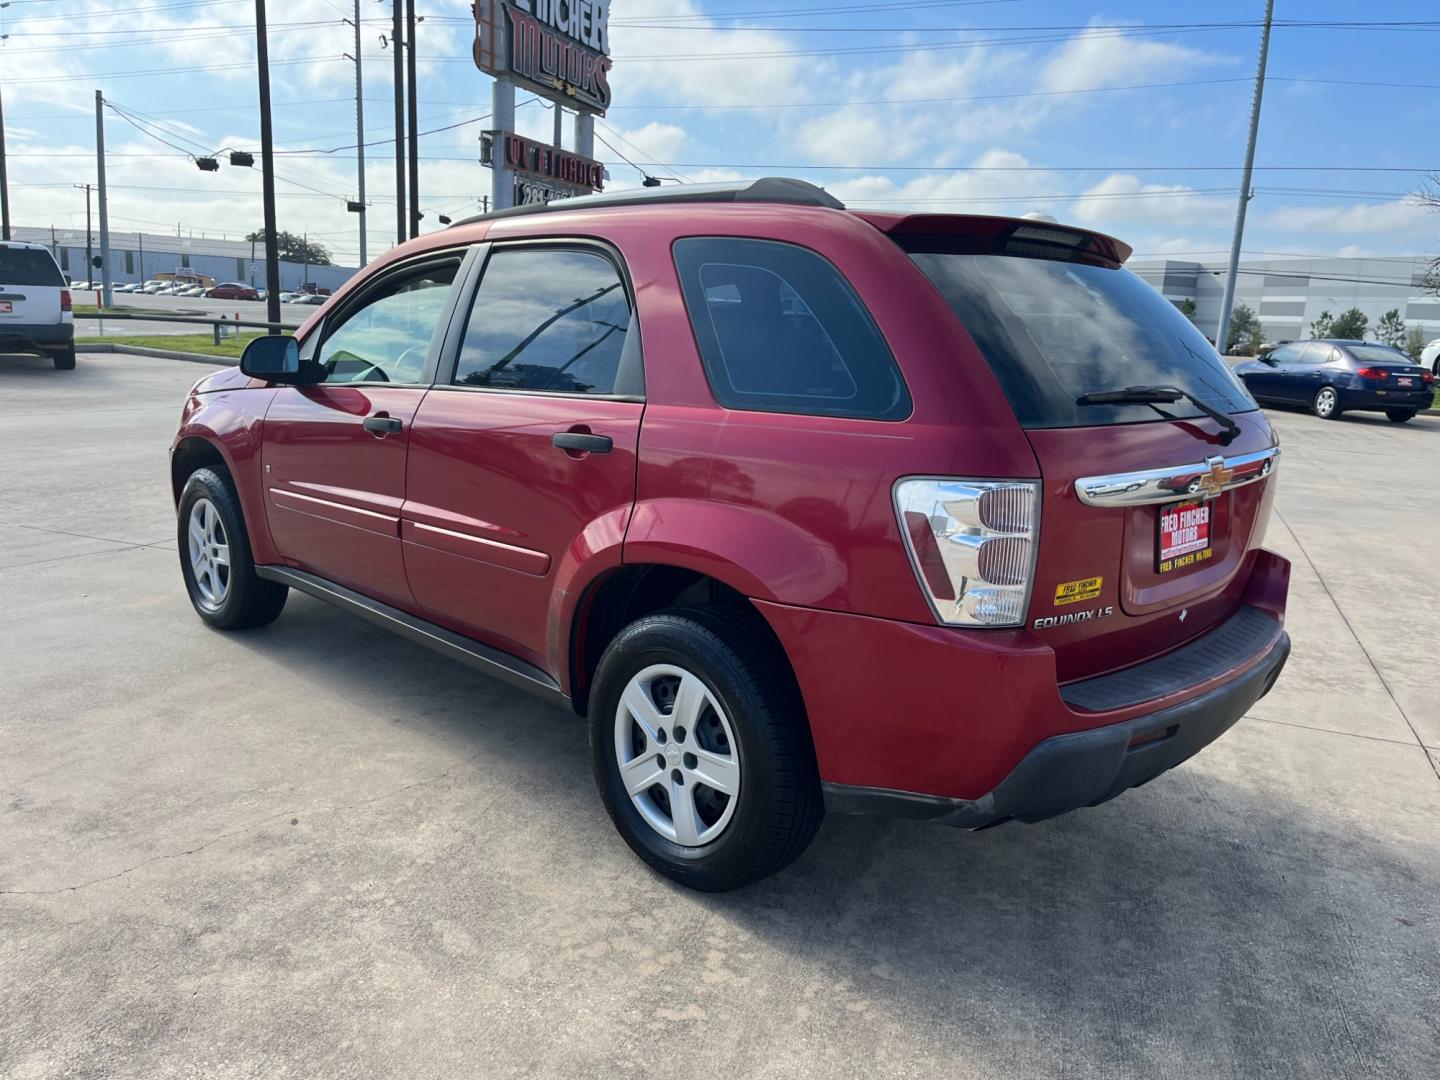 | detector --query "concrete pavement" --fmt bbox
[2,351,1437,1079]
